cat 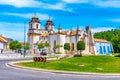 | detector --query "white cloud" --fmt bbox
[62,0,88,3]
[0,22,23,30]
[0,22,25,41]
[63,0,120,8]
[0,12,50,20]
[43,3,65,10]
[0,0,73,12]
[0,0,41,8]
[92,27,114,33]
[0,0,67,11]
[92,0,120,8]
[108,19,120,22]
